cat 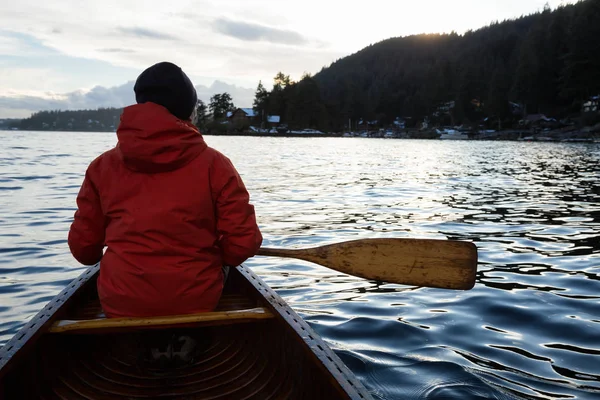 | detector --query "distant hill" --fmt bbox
[309,0,600,130]
[17,108,123,131]
[256,0,599,132]
[0,119,21,130]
